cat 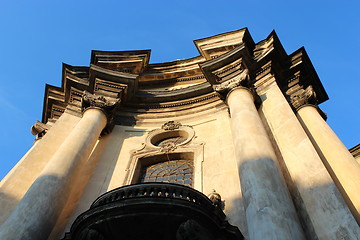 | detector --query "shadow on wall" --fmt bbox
[50,126,148,240]
[230,174,359,240]
[0,191,17,225]
[0,174,72,240]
